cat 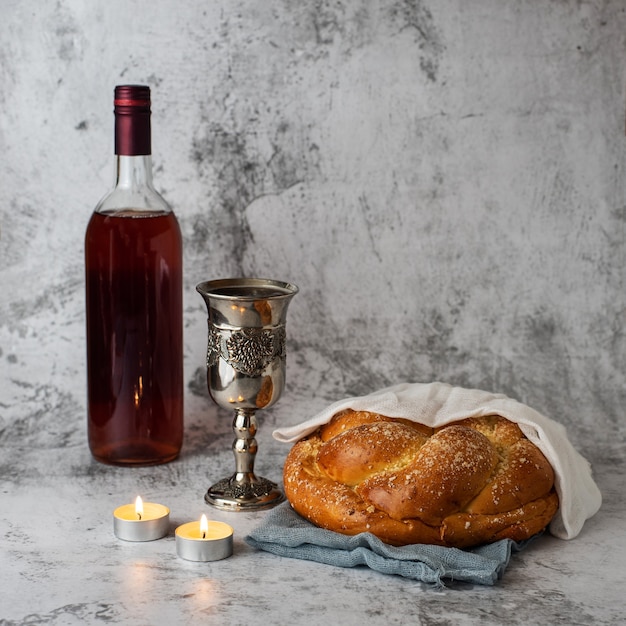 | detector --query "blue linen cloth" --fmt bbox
[245,502,529,587]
